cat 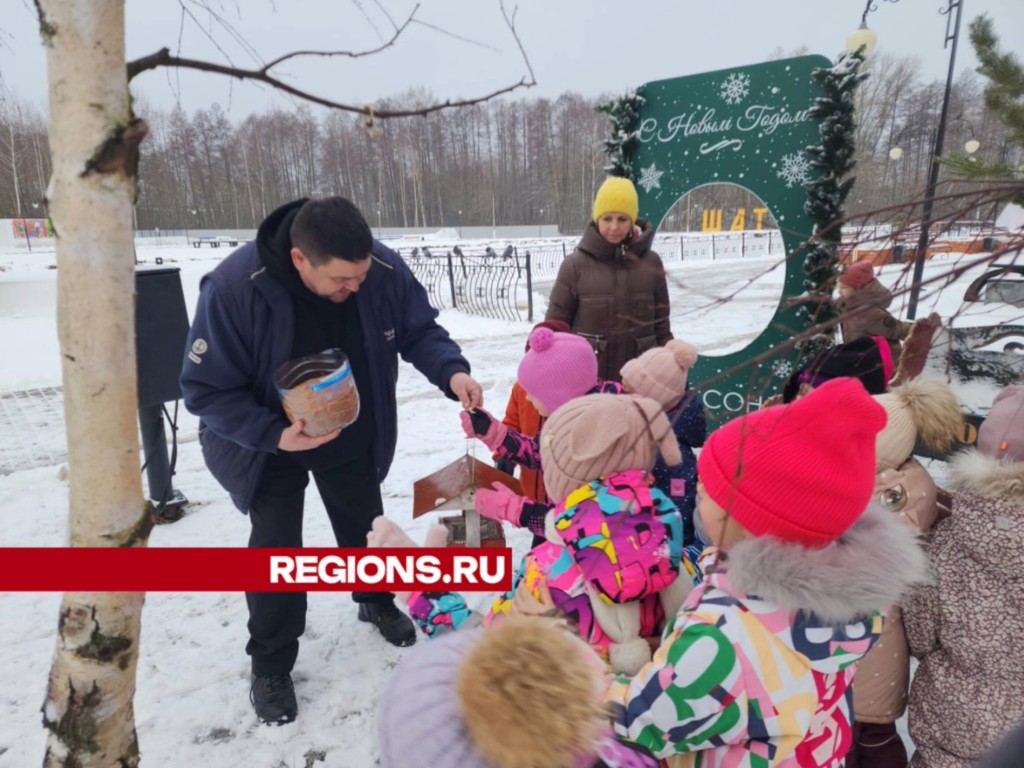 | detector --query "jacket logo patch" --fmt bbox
[188,338,208,364]
[384,328,396,343]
